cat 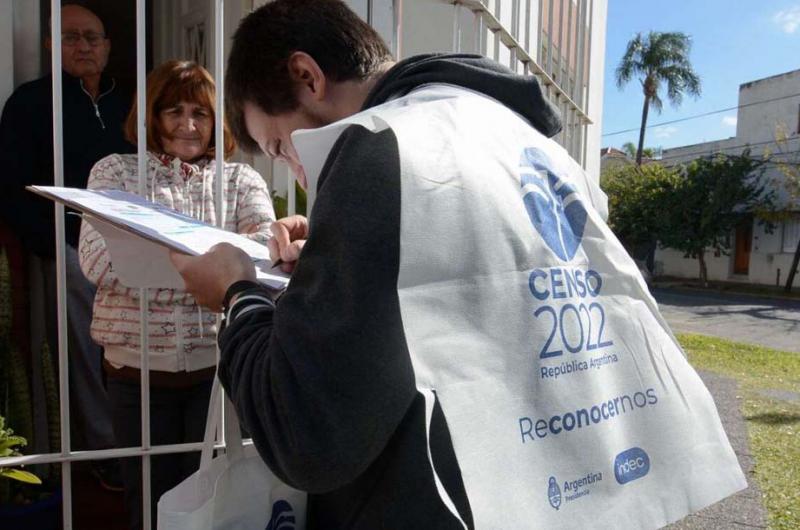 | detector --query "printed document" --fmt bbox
[28,186,289,289]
